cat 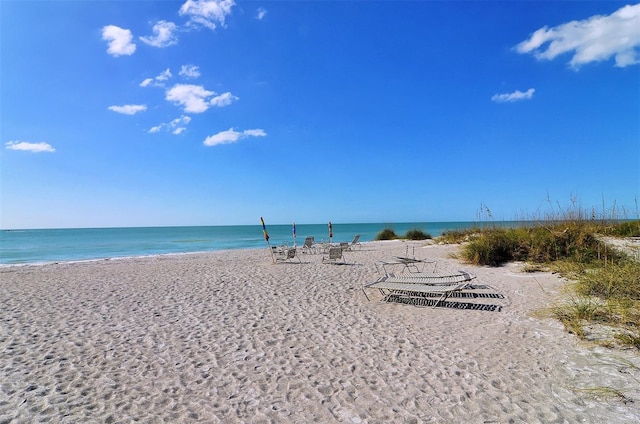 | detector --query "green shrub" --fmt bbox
[459,222,620,266]
[404,229,432,240]
[375,227,398,240]
[460,229,516,266]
